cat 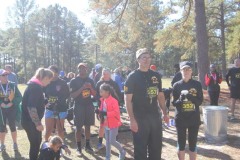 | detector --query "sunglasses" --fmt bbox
[0,74,8,77]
